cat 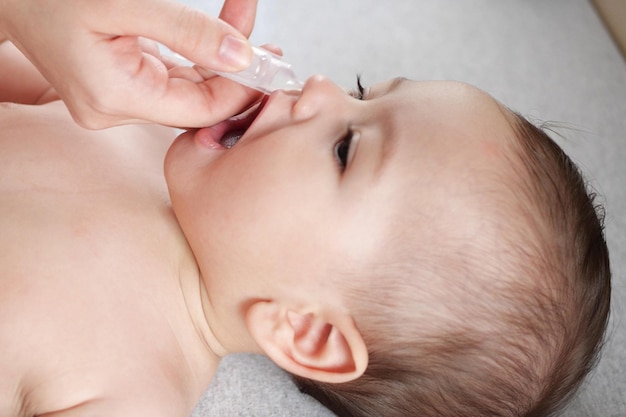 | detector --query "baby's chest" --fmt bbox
[0,195,189,416]
[0,105,193,416]
[0,238,191,417]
